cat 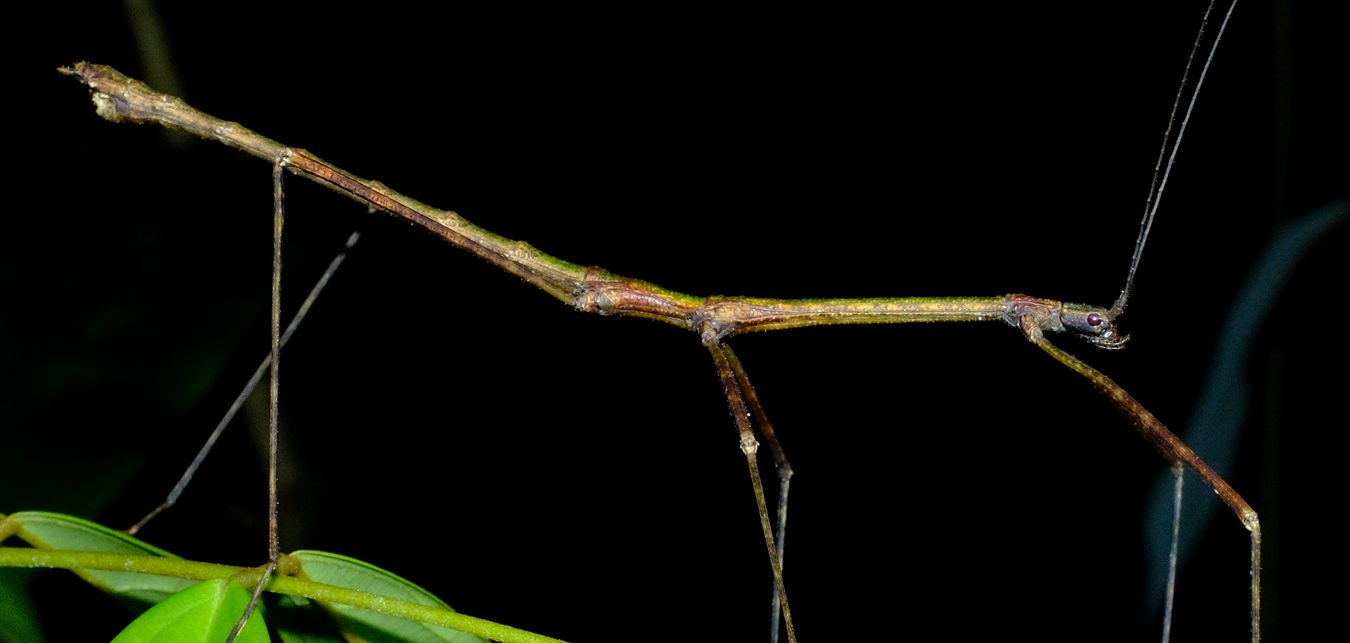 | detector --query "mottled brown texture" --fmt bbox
[1020,314,1261,642]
